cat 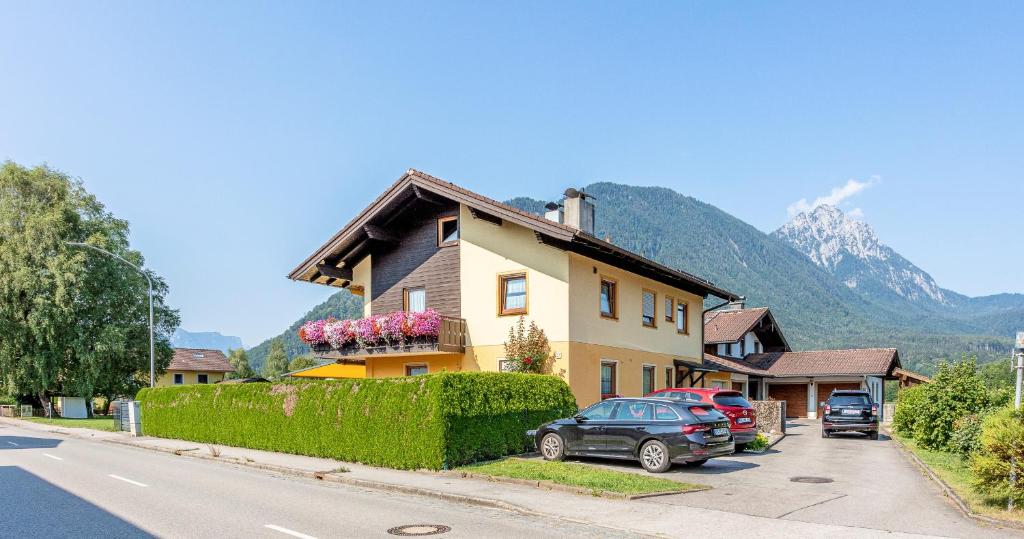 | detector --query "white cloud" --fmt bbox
[847,207,864,219]
[787,176,879,217]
